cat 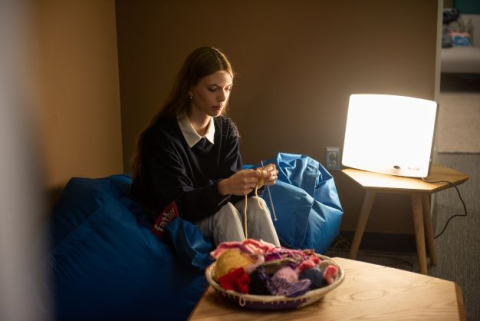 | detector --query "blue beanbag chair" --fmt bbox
[44,174,209,321]
[254,153,343,253]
